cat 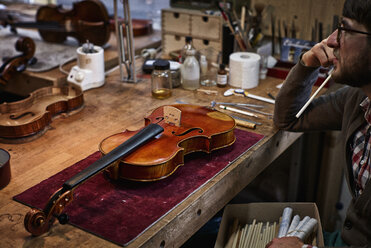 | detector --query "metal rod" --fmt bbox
[210,101,265,109]
[115,0,138,83]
